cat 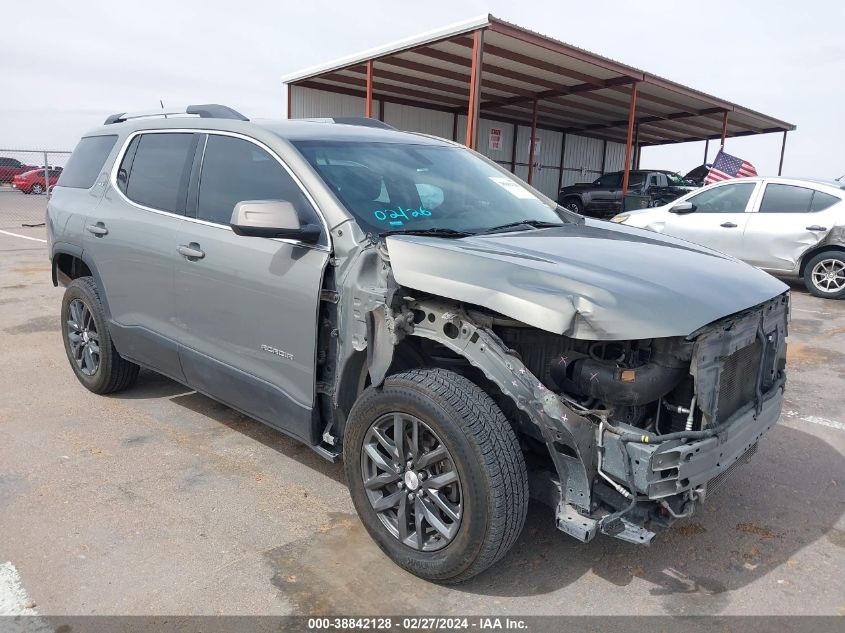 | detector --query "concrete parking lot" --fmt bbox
[0,222,843,616]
